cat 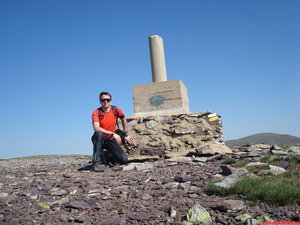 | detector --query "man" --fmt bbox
[91,91,134,172]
